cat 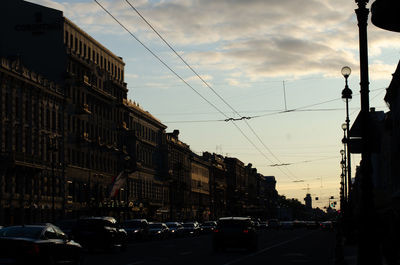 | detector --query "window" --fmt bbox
[65,30,69,45]
[46,109,50,130]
